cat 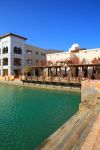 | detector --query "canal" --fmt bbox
[0,84,80,150]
